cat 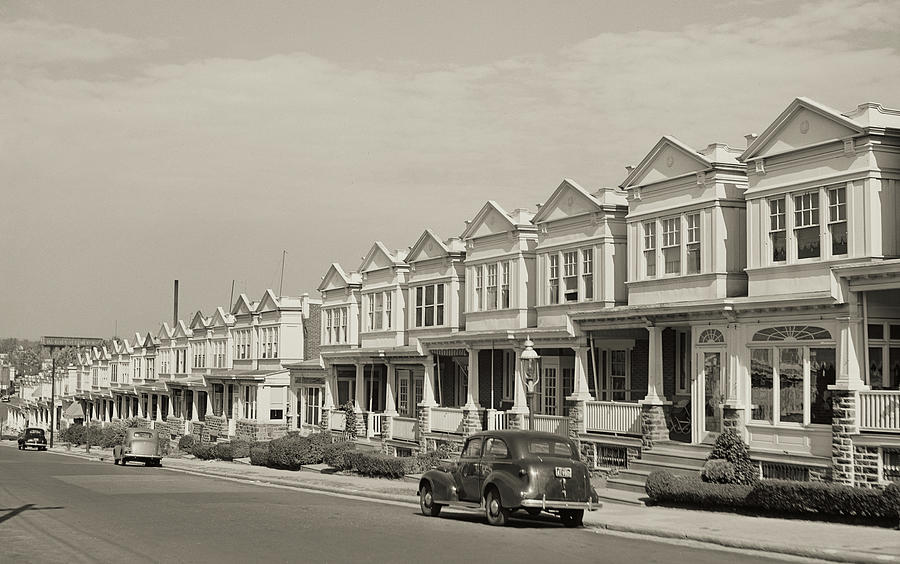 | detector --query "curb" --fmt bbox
[588,521,896,564]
